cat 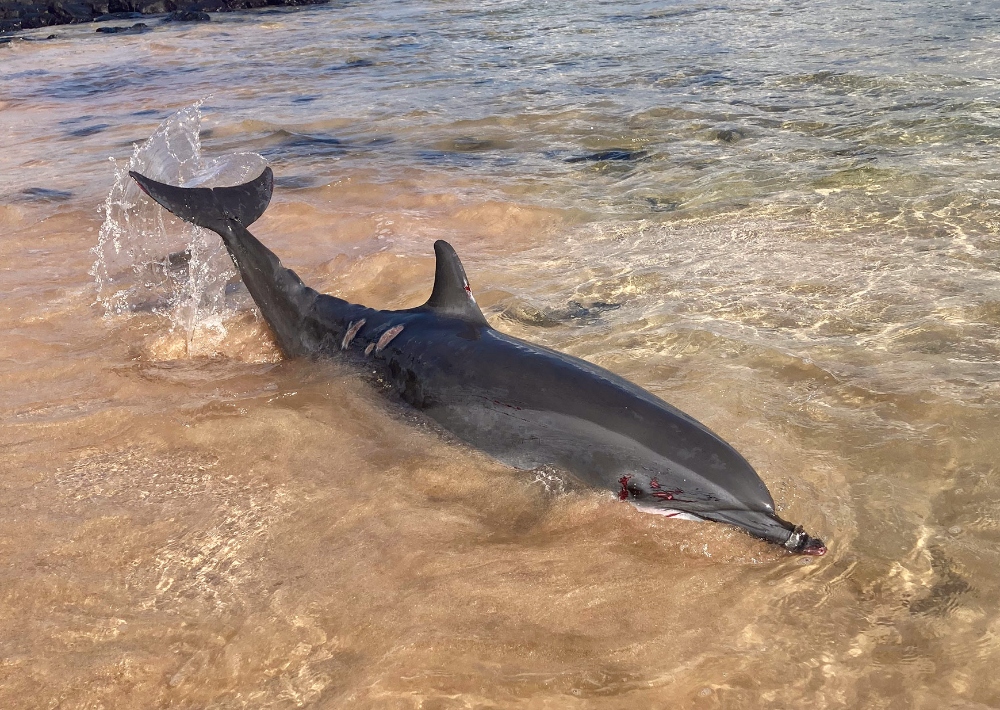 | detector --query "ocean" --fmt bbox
[2,0,999,706]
